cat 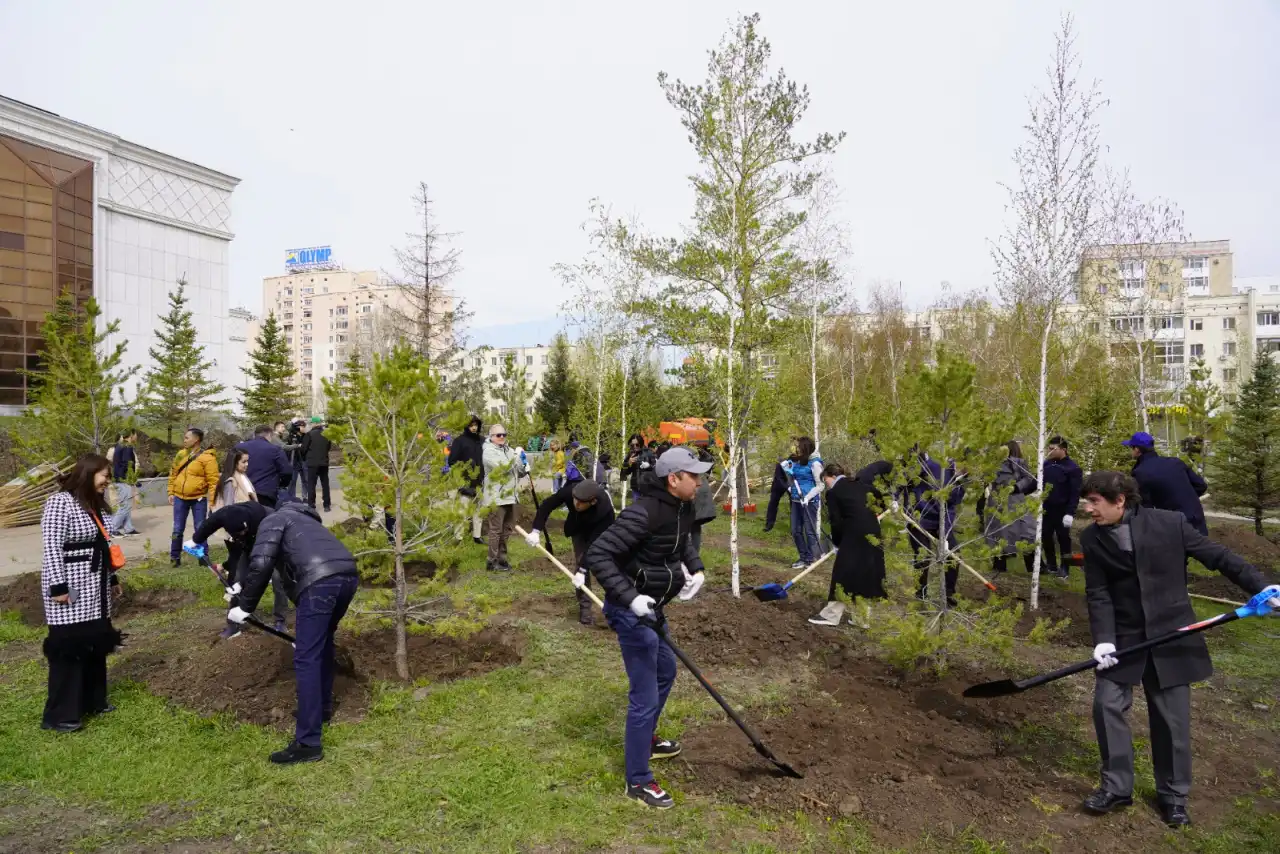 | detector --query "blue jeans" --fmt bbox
[552,474,564,493]
[603,601,677,786]
[170,497,208,560]
[111,482,138,534]
[294,573,358,747]
[790,500,820,564]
